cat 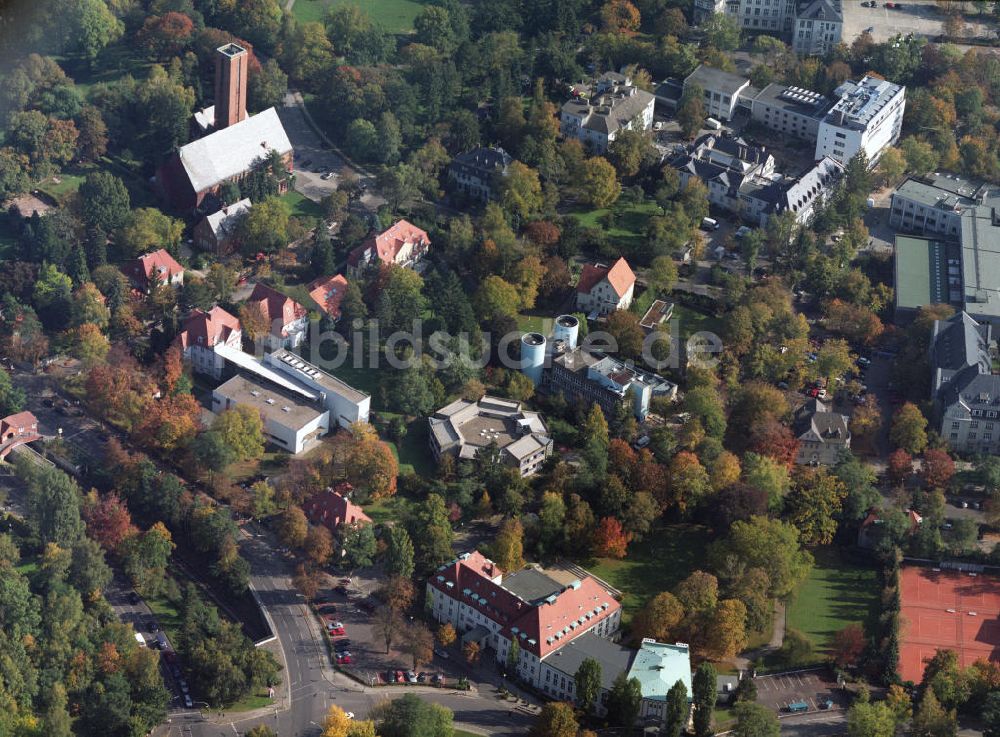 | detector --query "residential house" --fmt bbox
[857,508,922,549]
[576,257,636,316]
[308,274,349,321]
[794,398,851,465]
[122,249,184,294]
[0,411,40,460]
[346,220,430,278]
[193,198,252,255]
[156,44,293,211]
[305,482,372,532]
[177,305,243,379]
[447,147,512,203]
[428,396,552,477]
[930,311,1000,454]
[560,73,655,154]
[245,283,308,350]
